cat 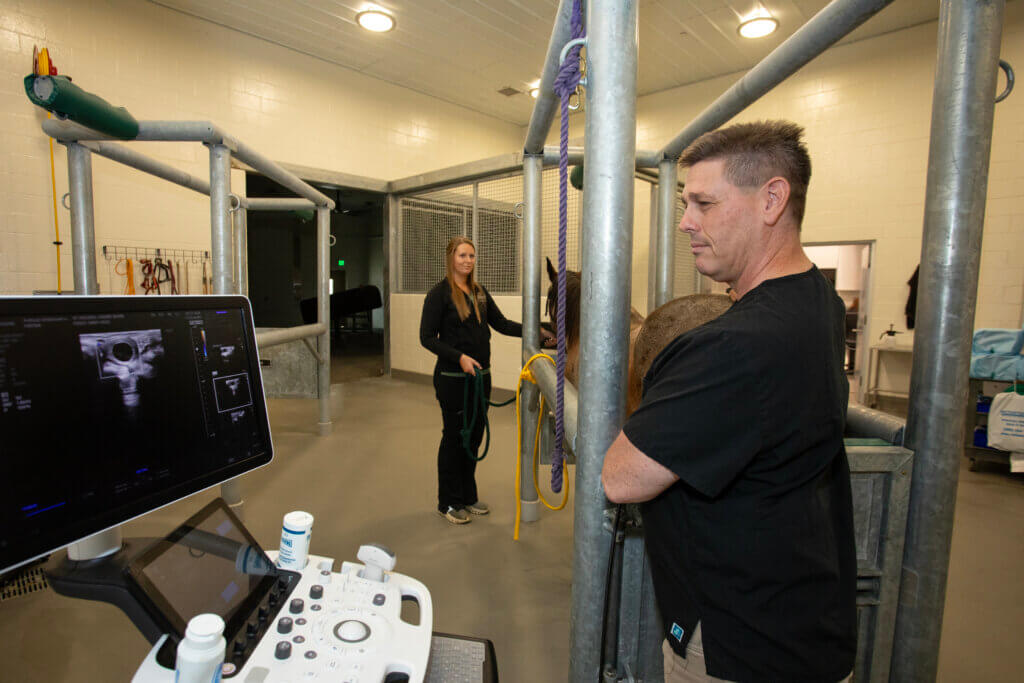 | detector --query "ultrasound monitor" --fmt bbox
[0,295,273,575]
